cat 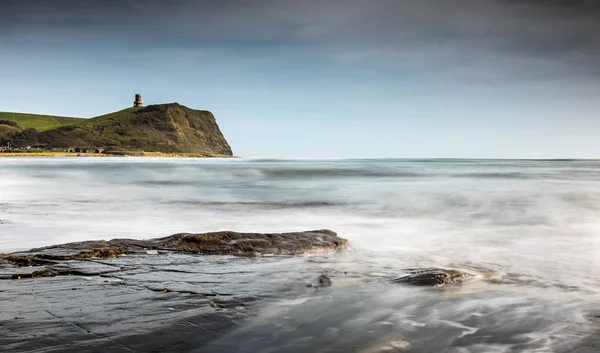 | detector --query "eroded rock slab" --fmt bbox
[156,229,346,256]
[0,229,349,353]
[0,229,347,279]
[0,254,314,353]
